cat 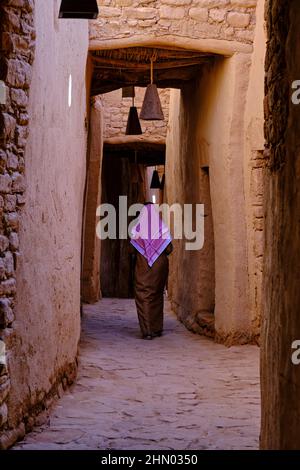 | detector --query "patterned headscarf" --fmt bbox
[130,204,172,267]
